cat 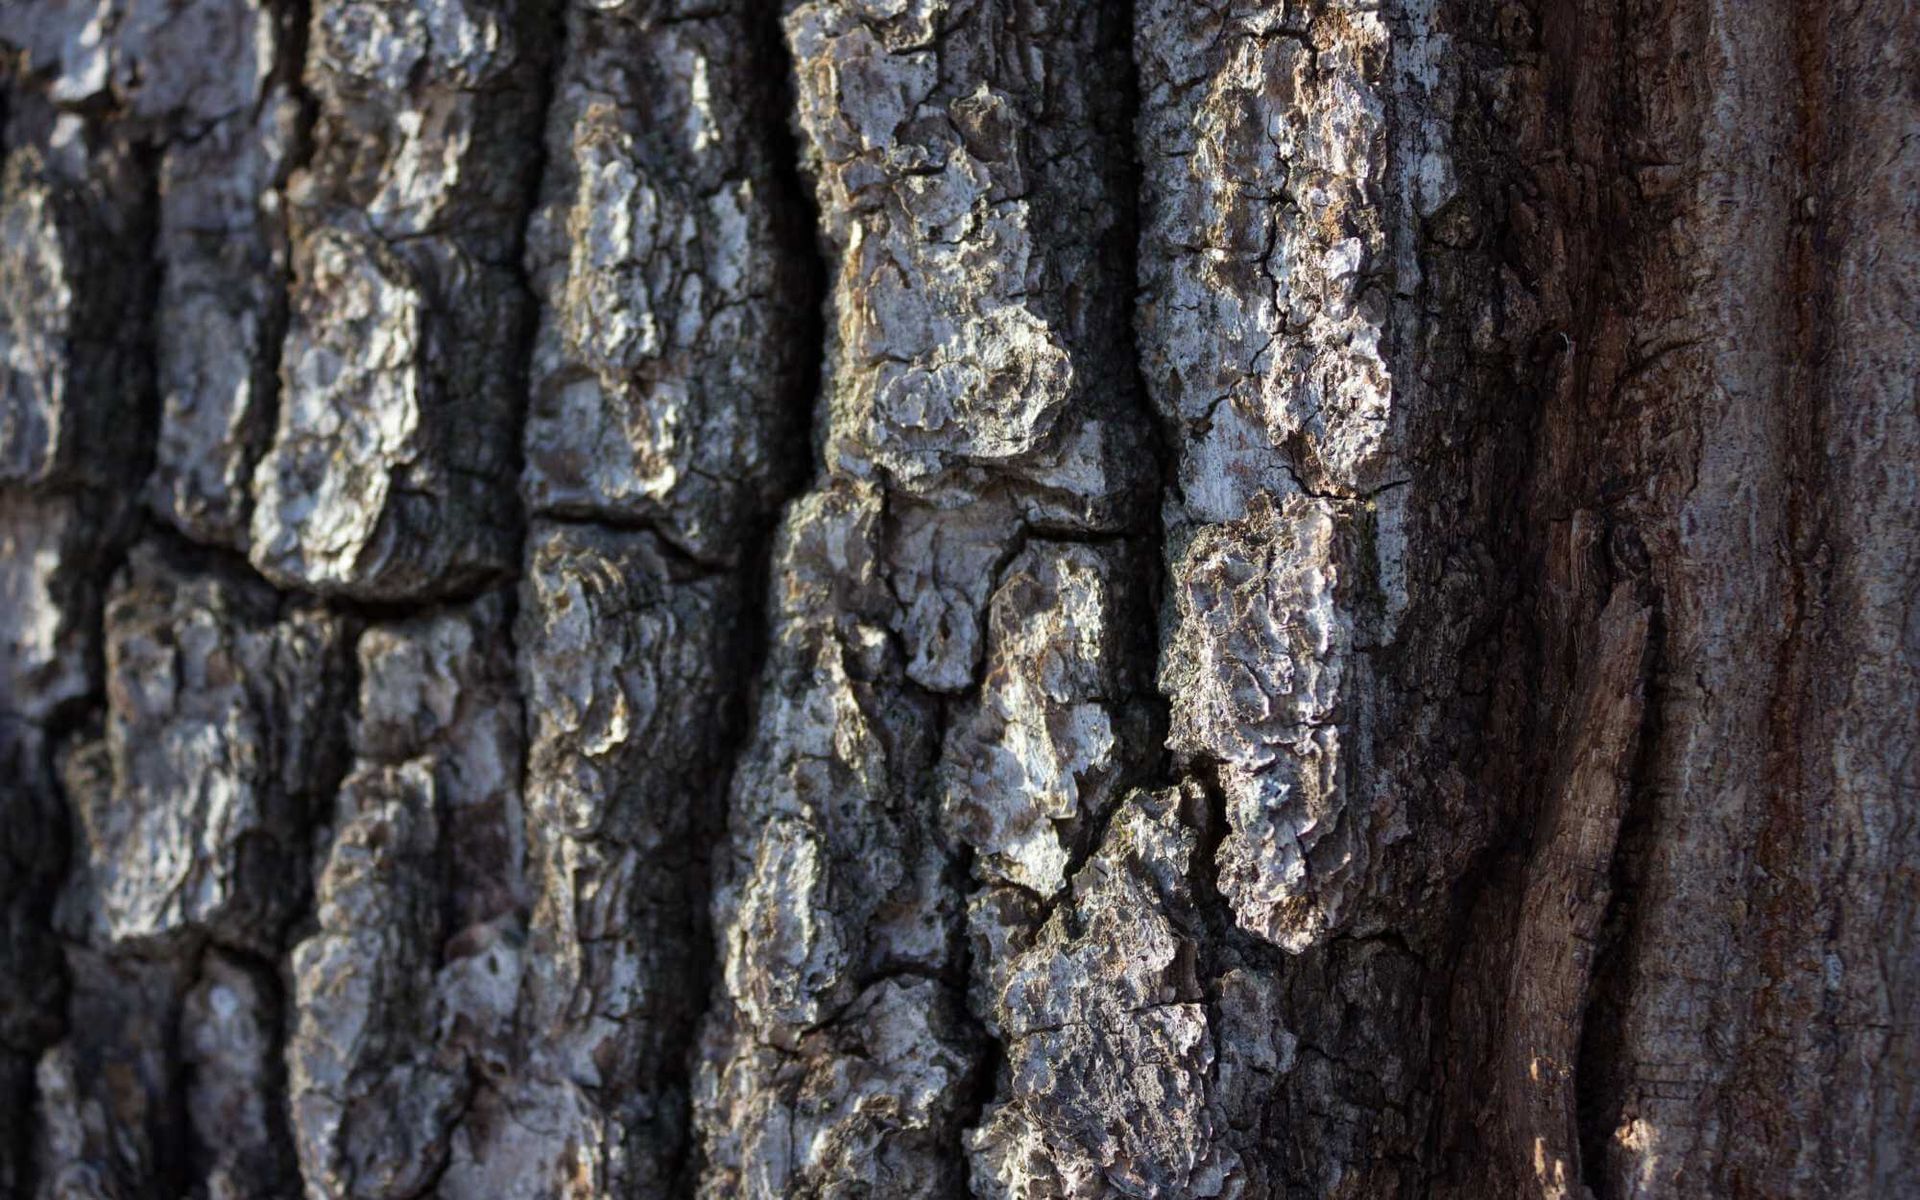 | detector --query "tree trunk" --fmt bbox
[0,0,1912,1197]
